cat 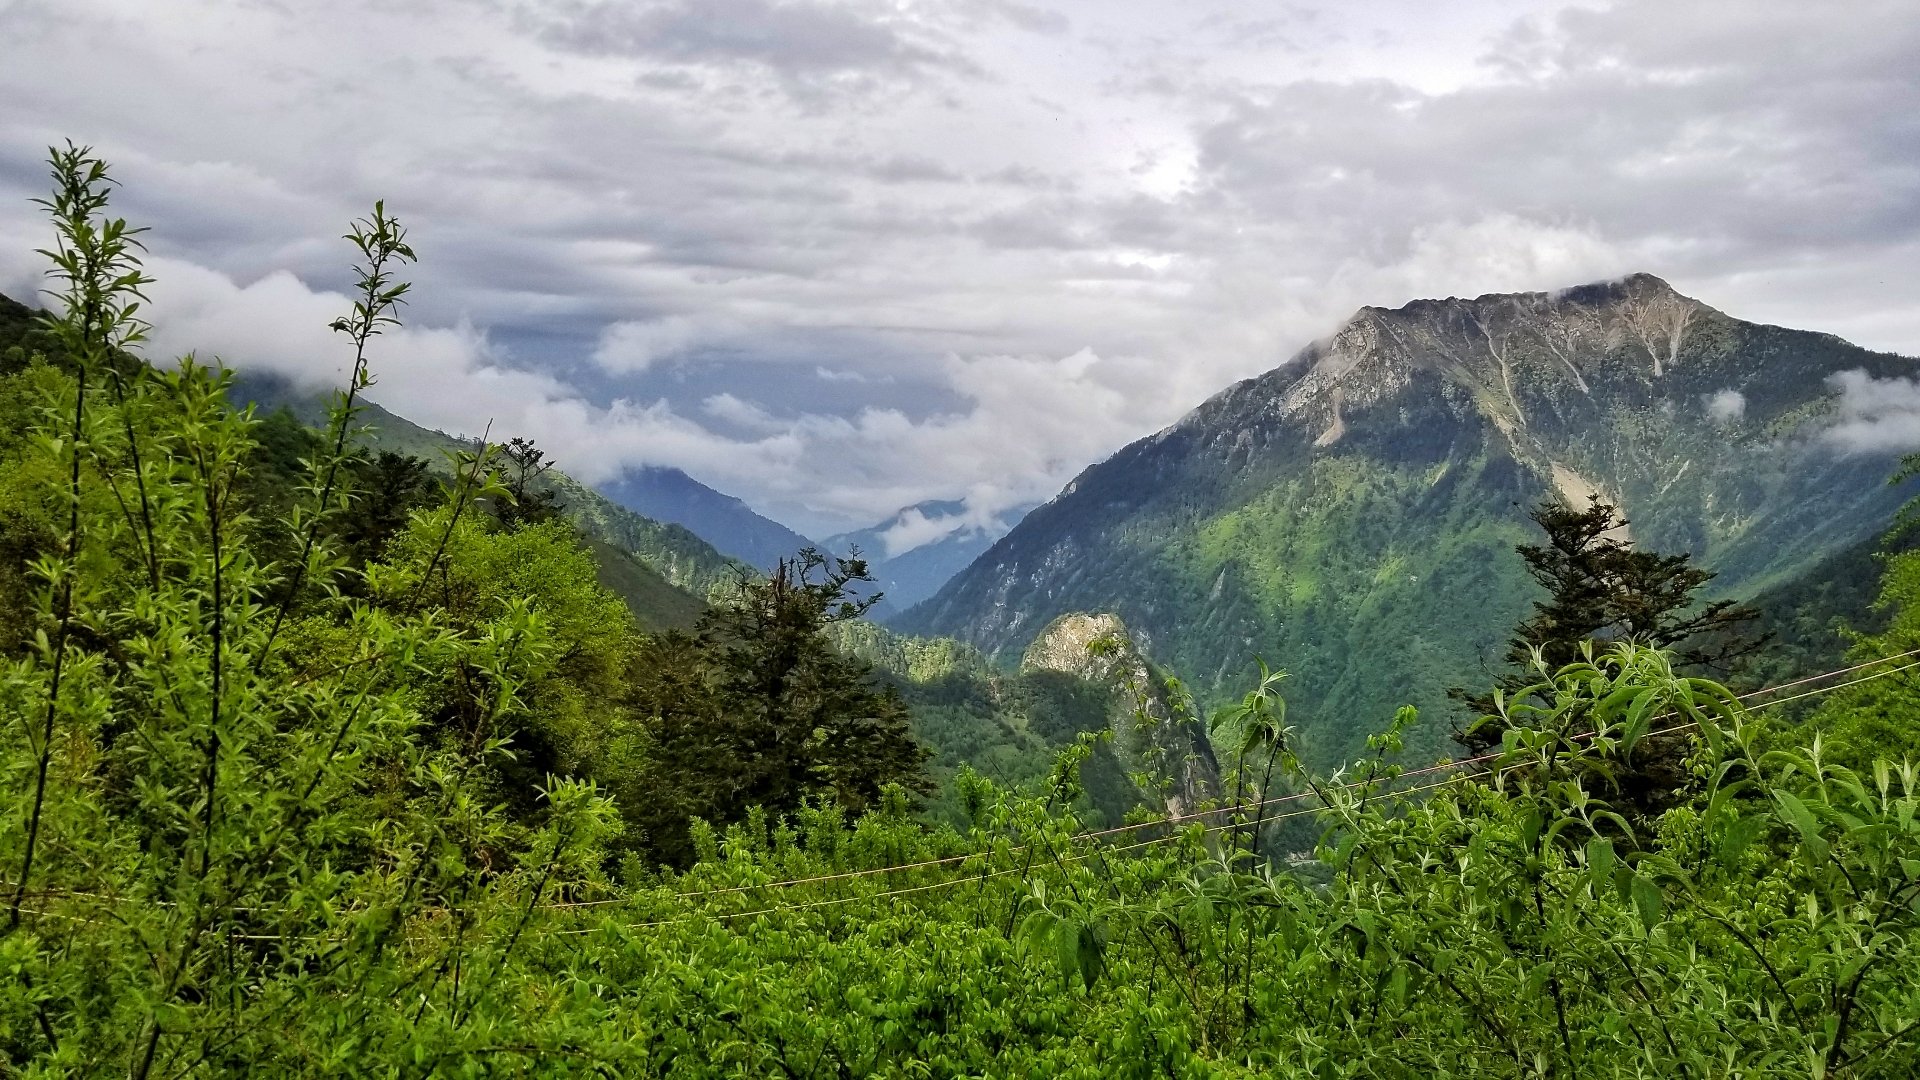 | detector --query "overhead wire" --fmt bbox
[9,650,1919,939]
[544,653,1920,934]
[535,647,1920,911]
